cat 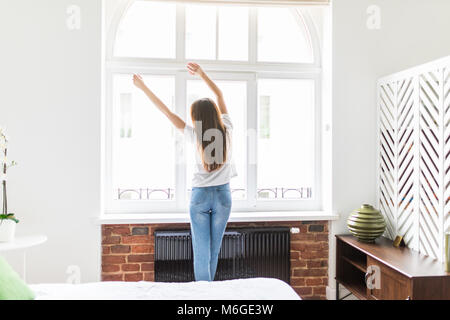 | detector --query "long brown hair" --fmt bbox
[190,98,227,172]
